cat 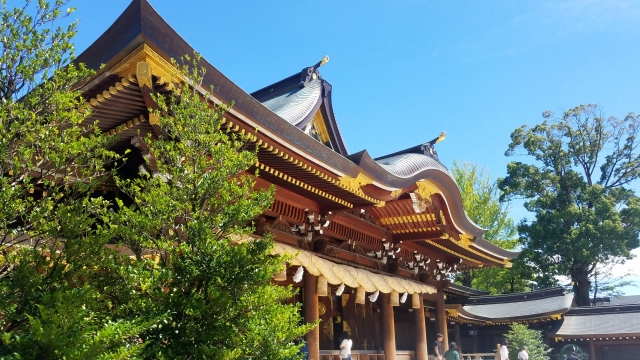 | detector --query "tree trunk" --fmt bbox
[461,271,472,287]
[592,274,598,306]
[571,265,592,307]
